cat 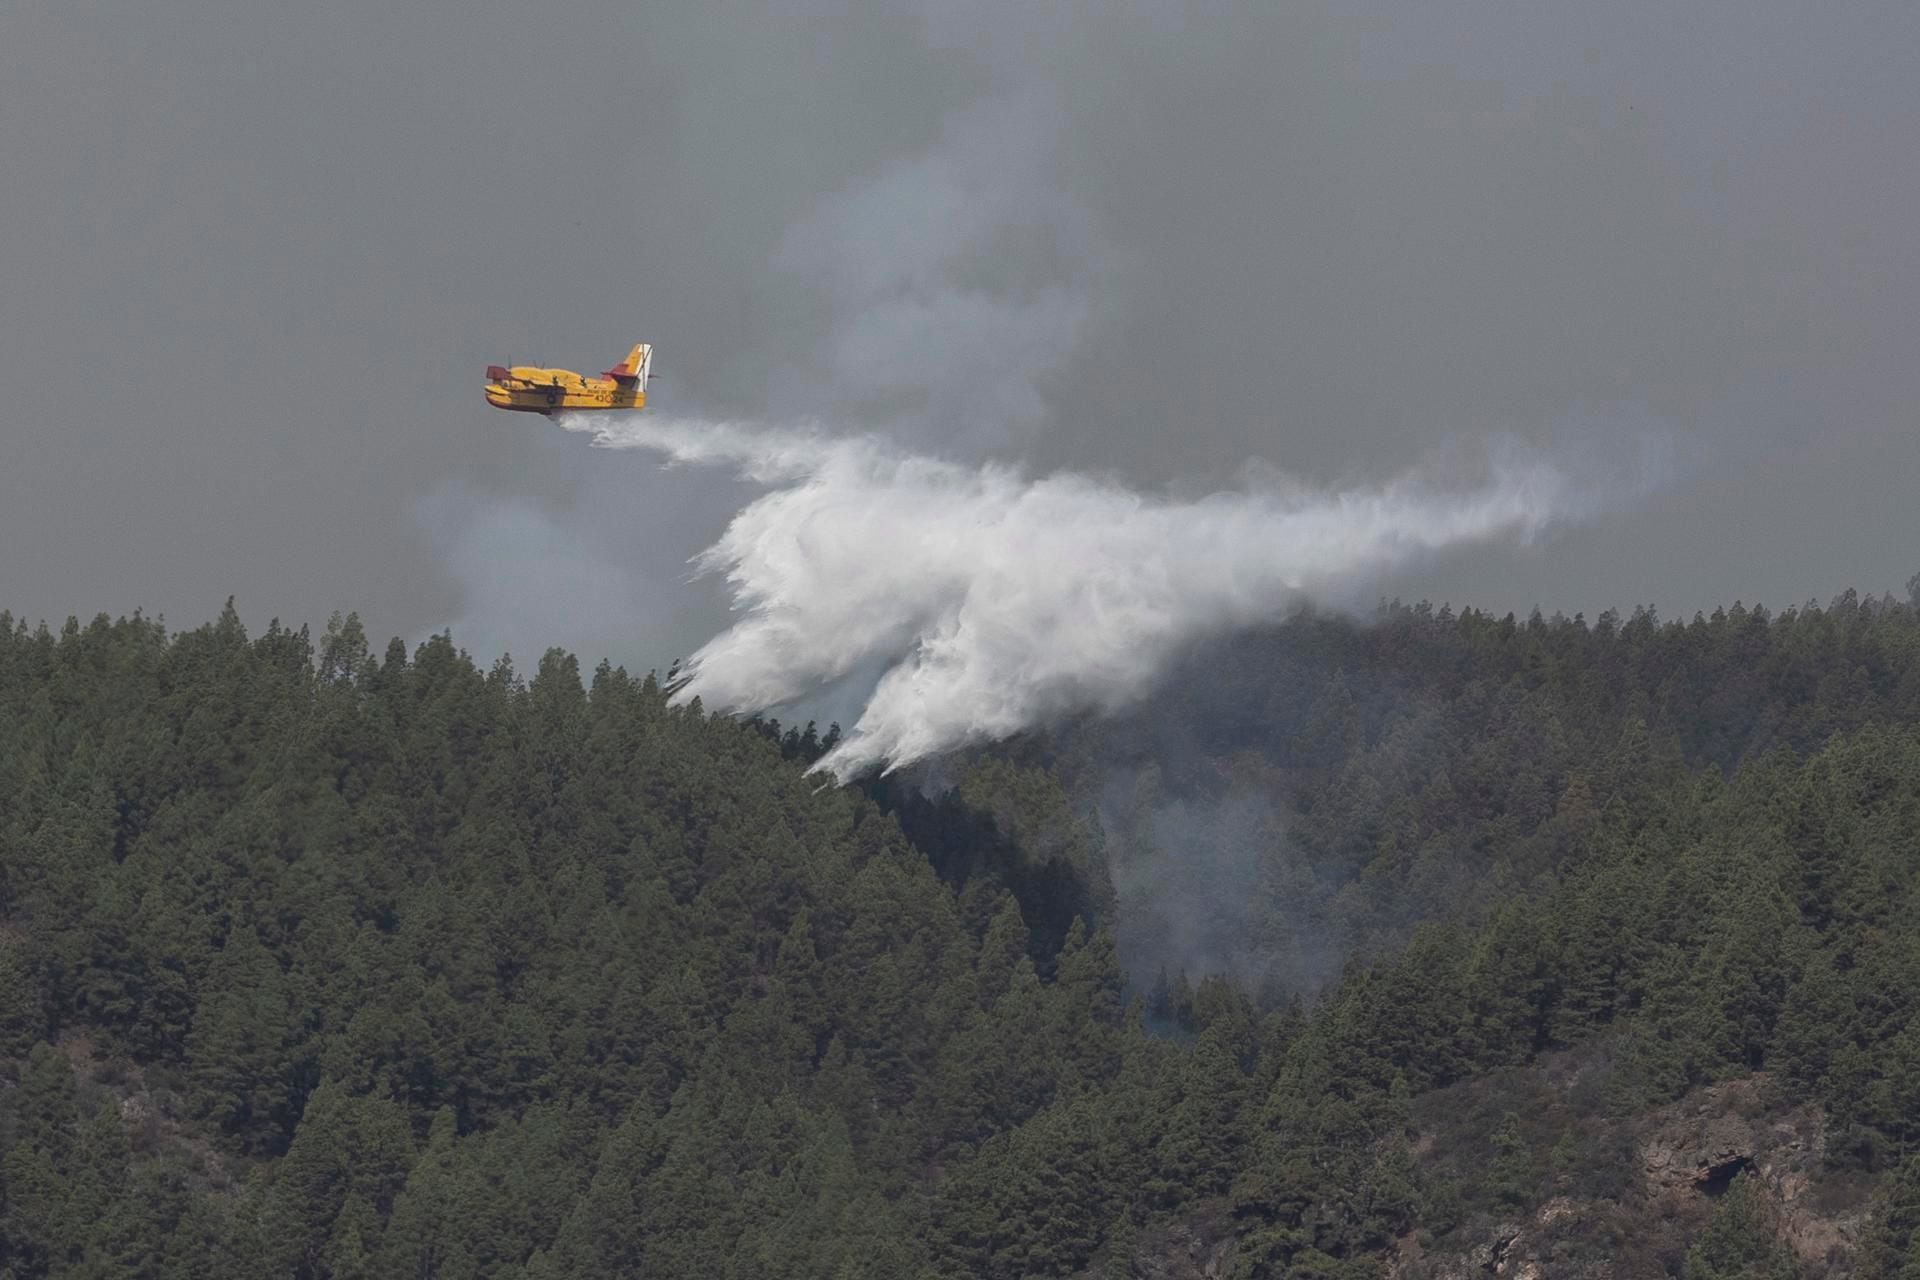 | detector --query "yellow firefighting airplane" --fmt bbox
[484,342,653,415]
